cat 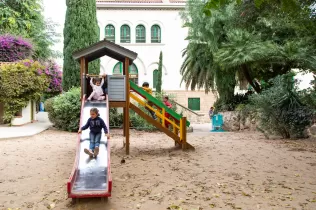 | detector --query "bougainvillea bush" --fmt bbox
[43,61,62,99]
[0,35,33,62]
[0,59,49,123]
